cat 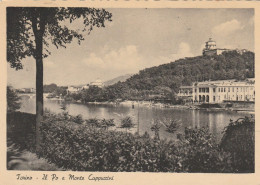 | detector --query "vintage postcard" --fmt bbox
[0,0,259,185]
